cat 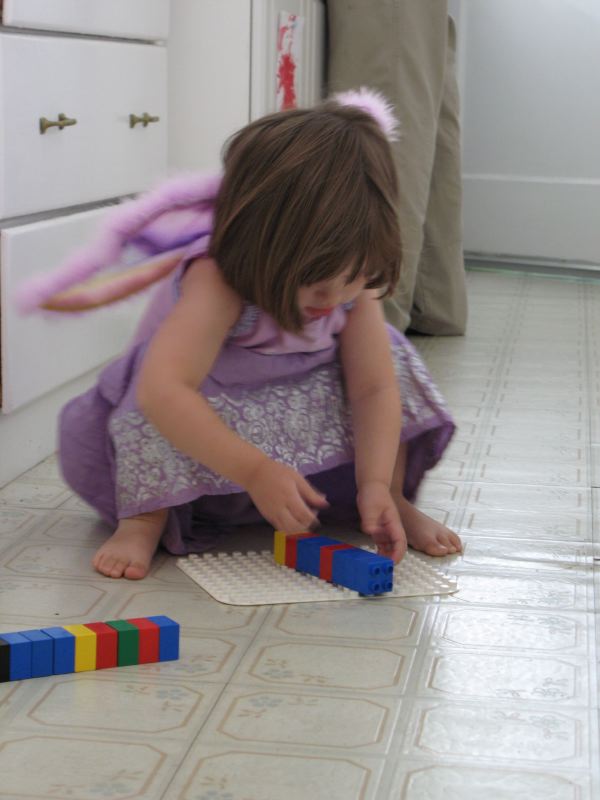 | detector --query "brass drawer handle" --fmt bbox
[39,113,77,134]
[129,112,160,128]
